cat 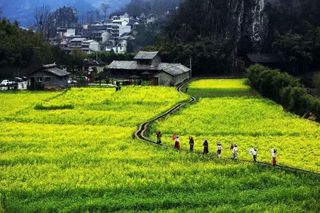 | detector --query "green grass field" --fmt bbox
[0,84,320,212]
